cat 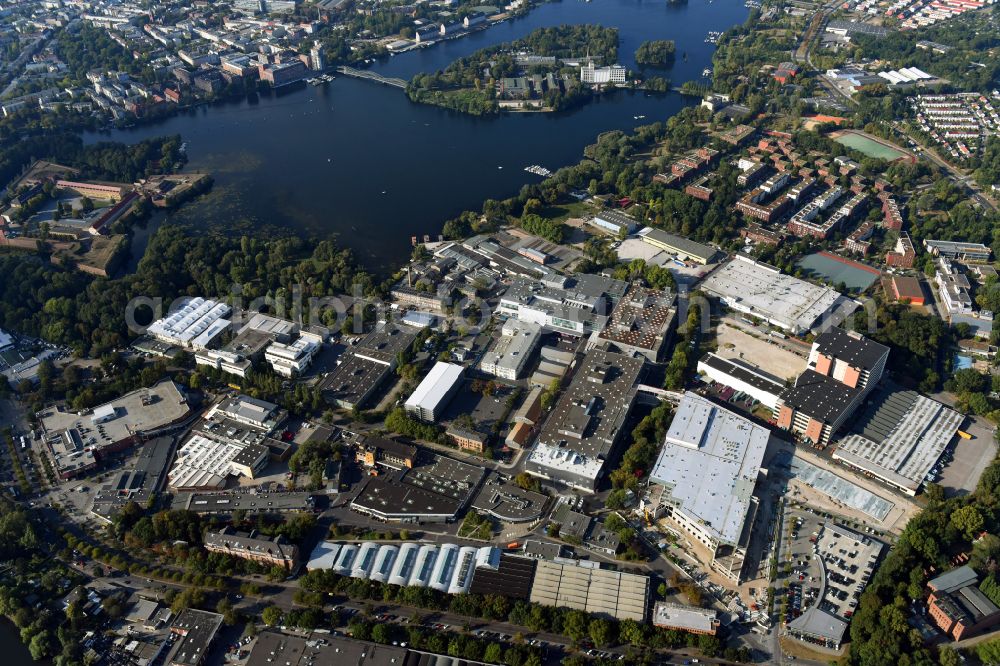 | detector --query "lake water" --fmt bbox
[0,619,46,666]
[88,0,748,272]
